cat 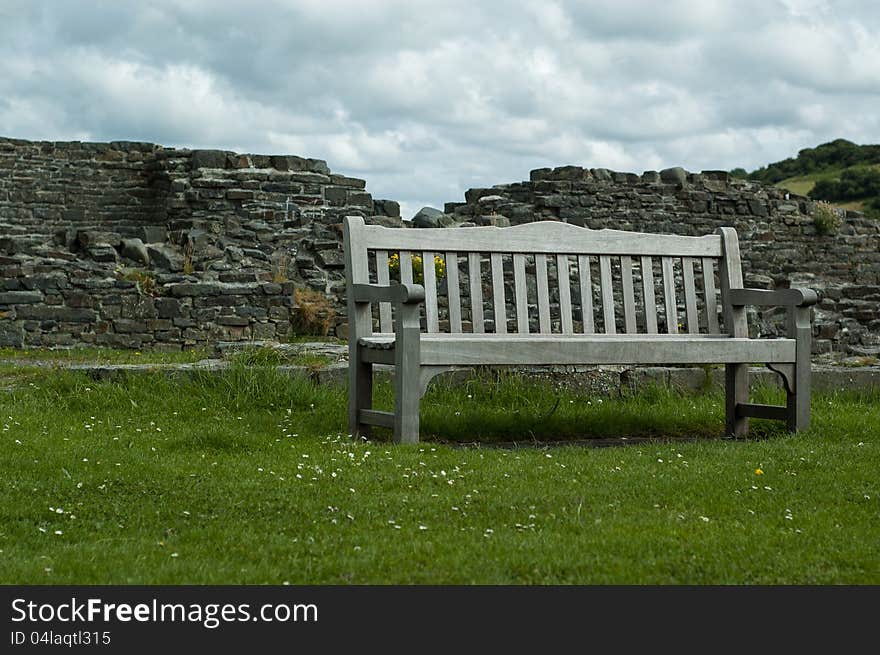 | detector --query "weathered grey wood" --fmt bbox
[491,252,507,334]
[557,254,573,334]
[446,252,462,333]
[577,255,594,334]
[535,253,551,333]
[736,403,788,421]
[343,216,374,439]
[641,256,658,334]
[599,255,615,334]
[717,227,749,436]
[726,363,749,437]
[716,227,747,338]
[787,306,812,431]
[414,335,795,366]
[702,257,720,334]
[620,255,636,333]
[662,256,678,334]
[682,257,699,334]
[400,251,413,285]
[468,252,484,333]
[419,366,462,397]
[359,347,394,365]
[358,409,394,428]
[352,283,425,304]
[393,301,421,444]
[361,332,738,347]
[513,253,529,334]
[375,250,392,333]
[423,250,439,333]
[358,219,723,256]
[767,363,795,394]
[729,288,820,307]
